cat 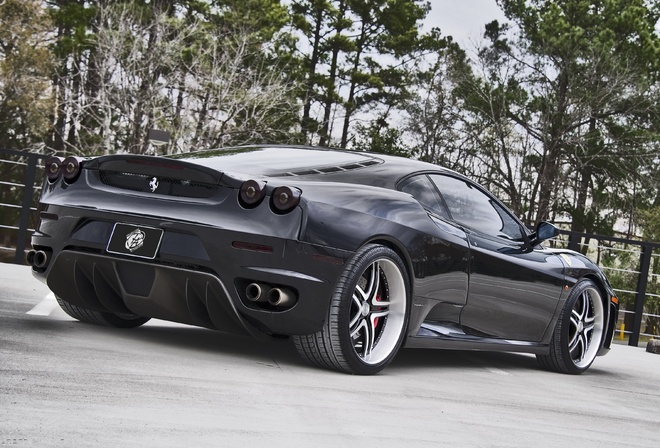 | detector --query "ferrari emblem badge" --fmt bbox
[125,228,146,252]
[149,177,159,192]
